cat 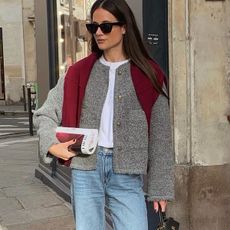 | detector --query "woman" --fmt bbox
[33,0,174,229]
